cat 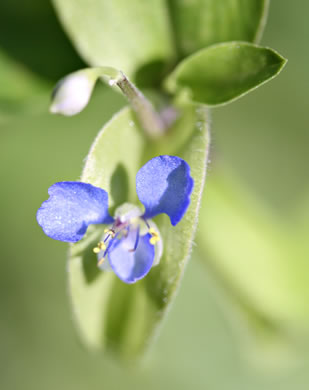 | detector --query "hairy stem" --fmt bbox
[116,73,165,139]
